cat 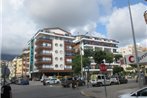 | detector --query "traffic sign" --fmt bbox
[99,64,107,72]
